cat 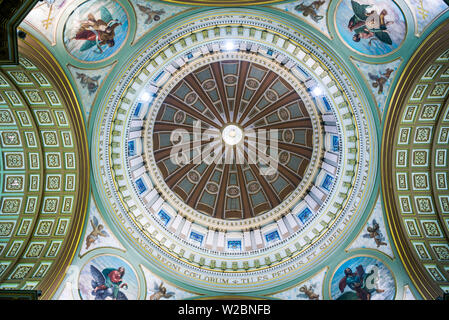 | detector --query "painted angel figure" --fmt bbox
[363,219,387,247]
[338,265,385,300]
[297,284,320,300]
[90,265,128,300]
[85,216,109,249]
[70,6,122,54]
[137,4,166,24]
[149,281,175,300]
[294,1,326,23]
[76,73,101,95]
[348,0,394,46]
[368,68,394,94]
